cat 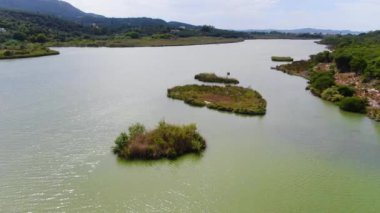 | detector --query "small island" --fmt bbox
[194,73,239,84]
[113,121,206,160]
[168,85,267,115]
[0,44,59,60]
[271,56,294,62]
